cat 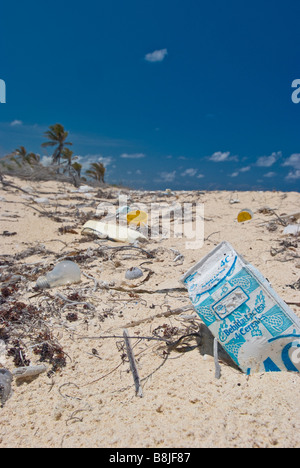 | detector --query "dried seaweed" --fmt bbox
[0,263,68,377]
